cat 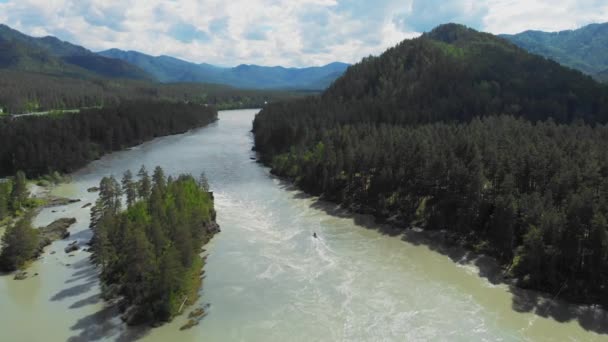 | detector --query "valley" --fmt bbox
[1,3,608,341]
